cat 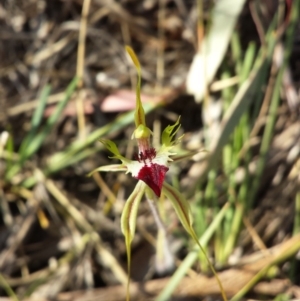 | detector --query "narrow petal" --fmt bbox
[171,150,206,162]
[87,164,127,176]
[100,139,129,163]
[162,182,228,301]
[121,181,146,301]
